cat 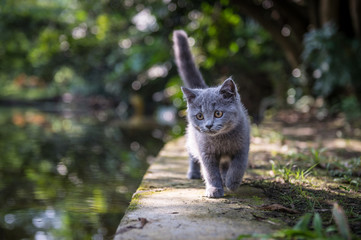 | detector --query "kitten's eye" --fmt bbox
[196,113,204,120]
[214,111,223,118]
